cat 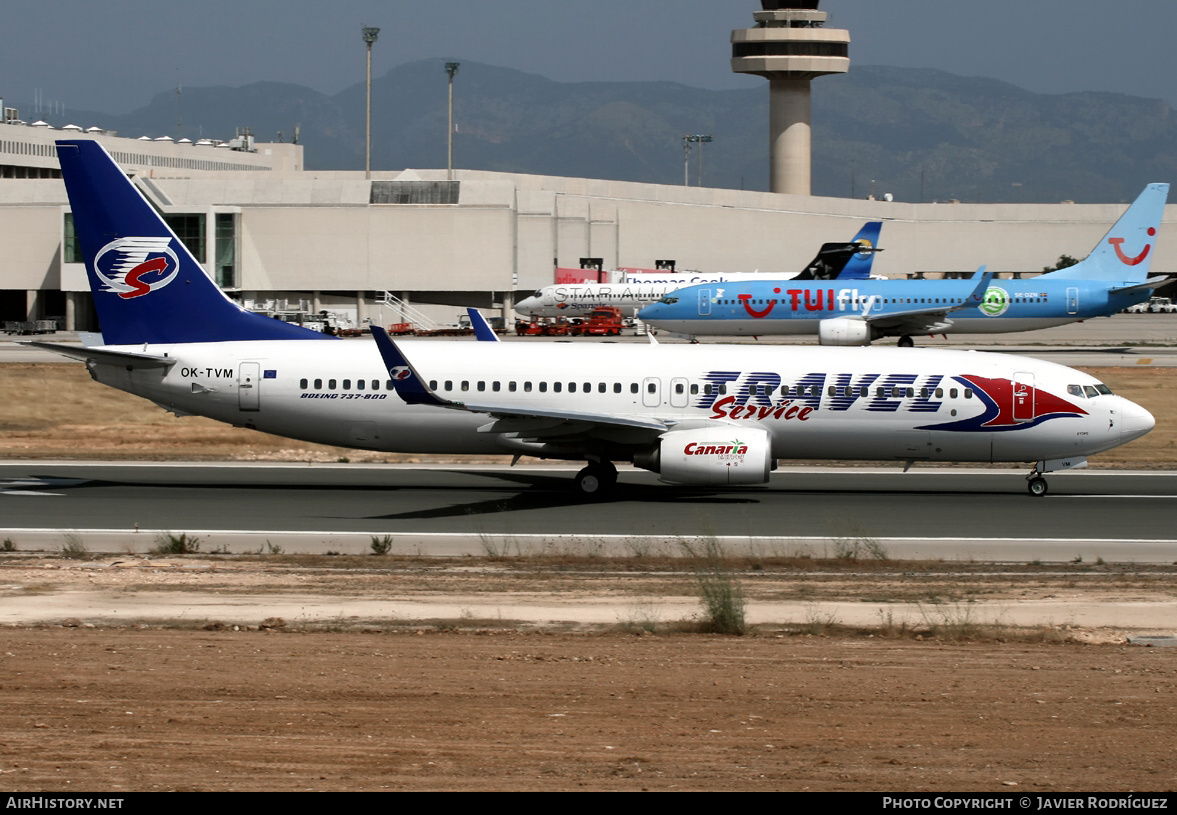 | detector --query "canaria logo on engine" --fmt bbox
[94,237,180,300]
